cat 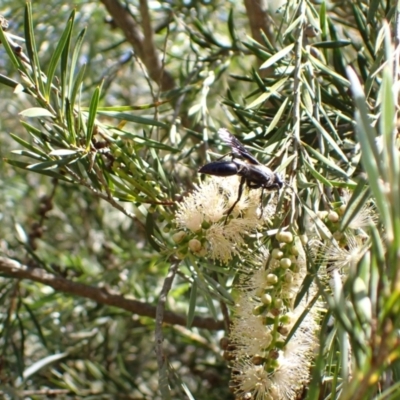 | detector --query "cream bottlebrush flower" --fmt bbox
[231,359,278,400]
[230,299,319,400]
[175,176,236,228]
[175,192,204,232]
[319,234,368,273]
[229,239,319,400]
[175,176,276,263]
[347,202,378,231]
[271,304,319,400]
[230,293,273,357]
[341,191,378,231]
